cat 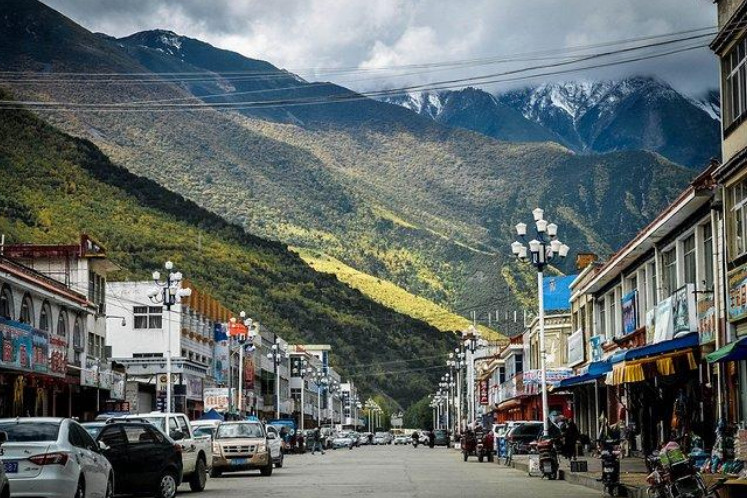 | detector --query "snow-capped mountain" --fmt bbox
[497,77,721,168]
[384,77,721,168]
